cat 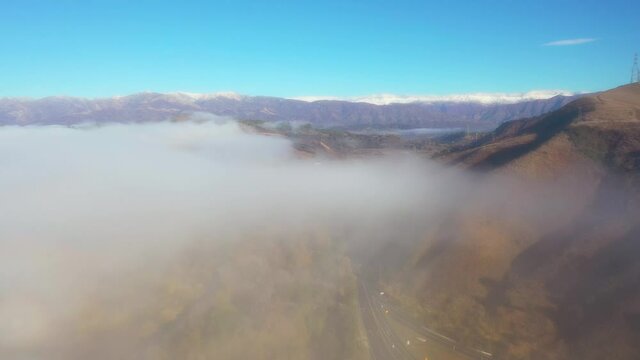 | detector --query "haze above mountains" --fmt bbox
[0,91,579,130]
